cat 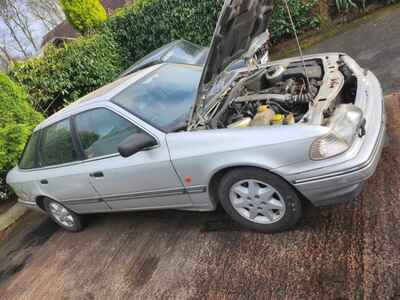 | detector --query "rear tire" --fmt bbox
[218,168,302,233]
[43,198,84,232]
